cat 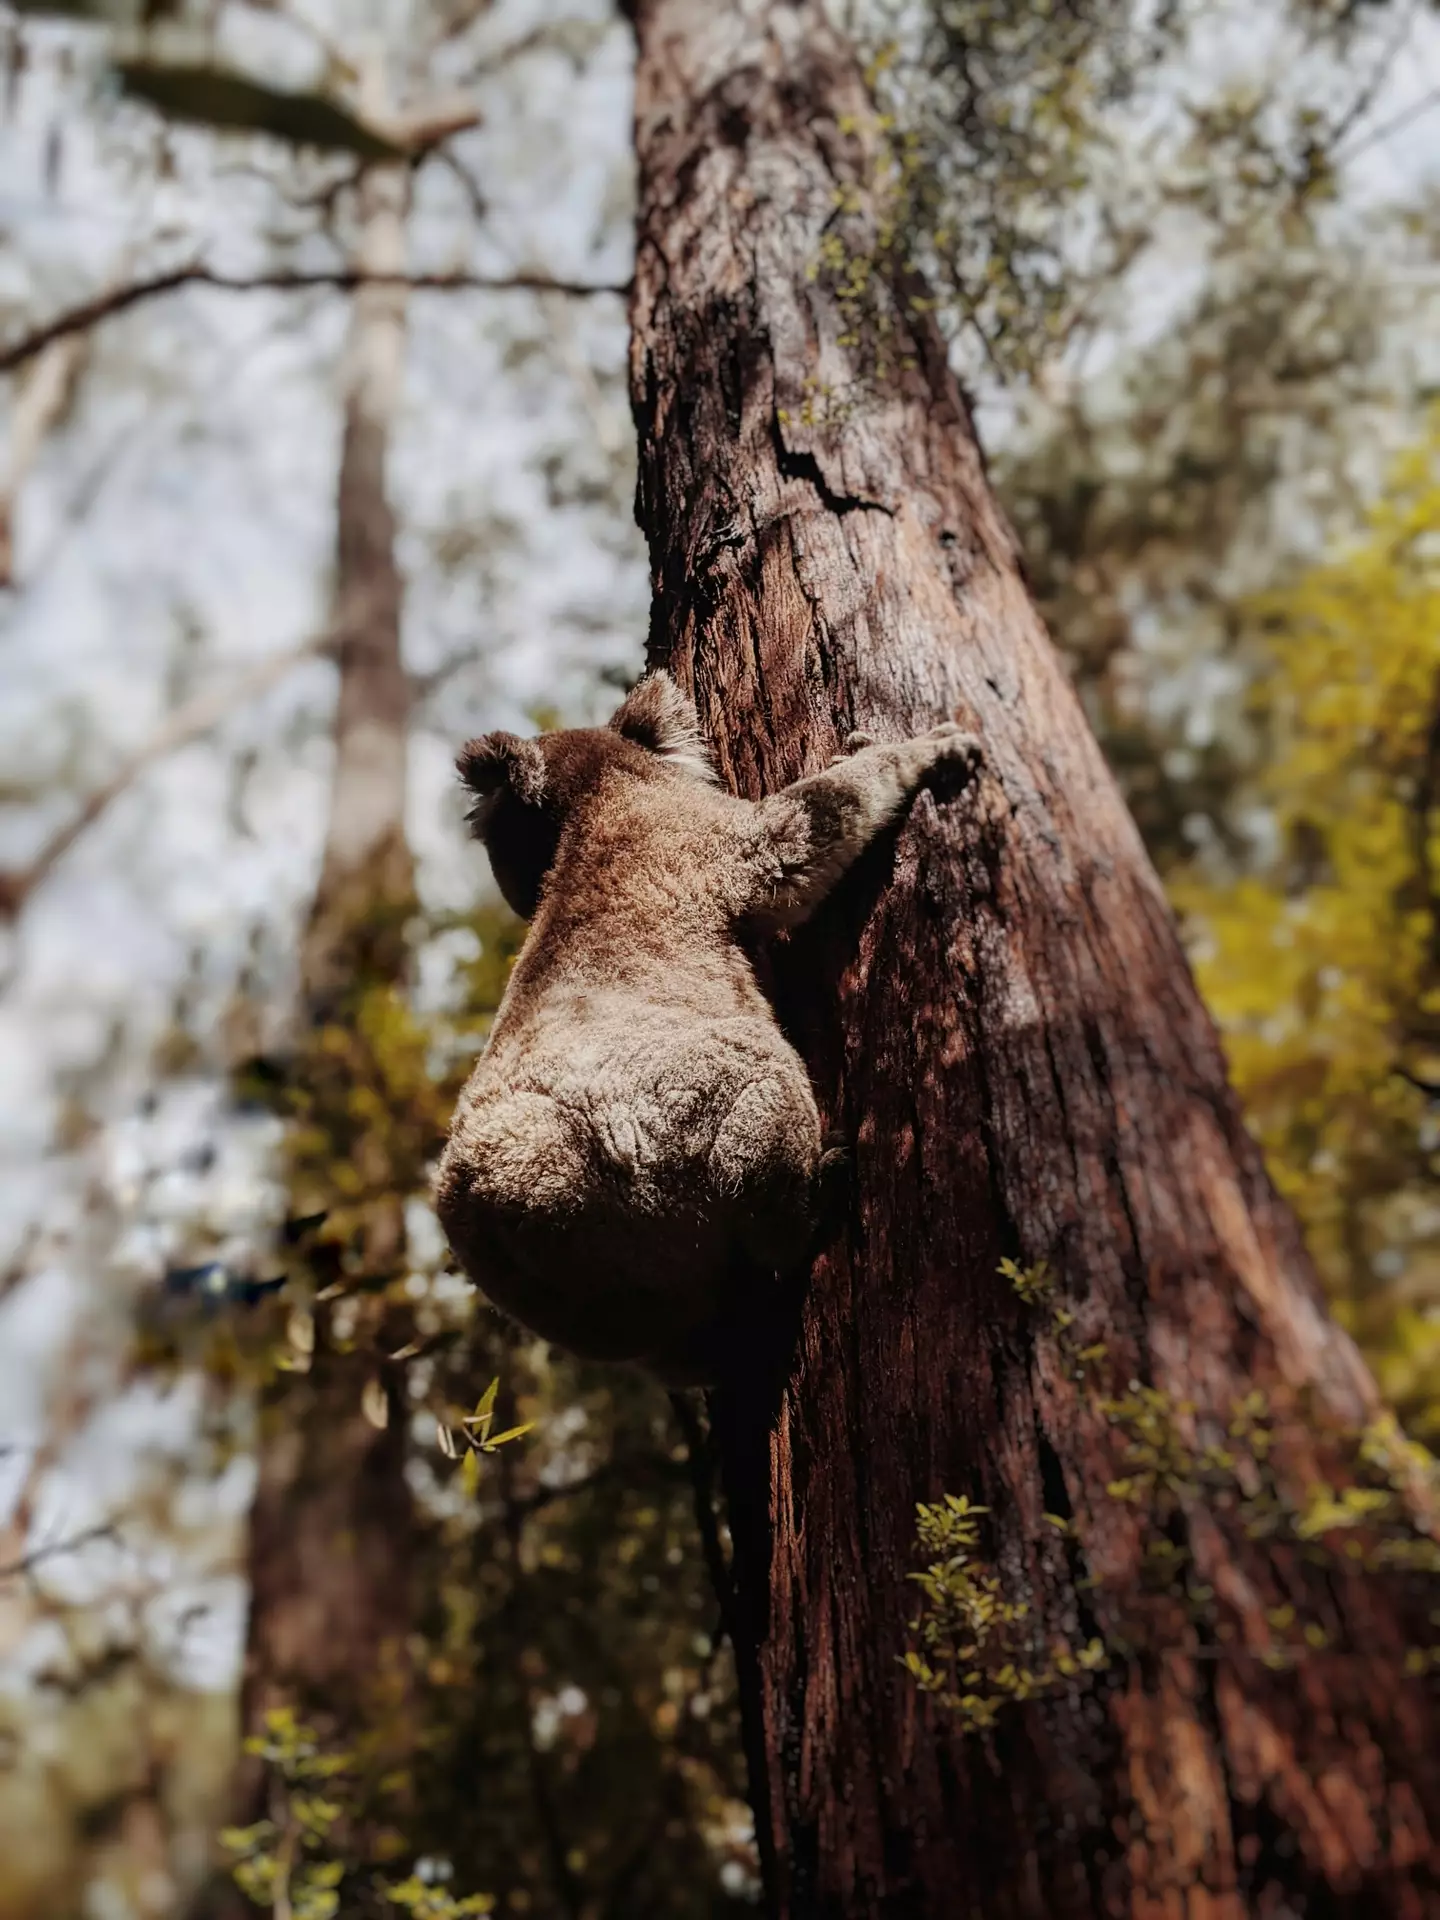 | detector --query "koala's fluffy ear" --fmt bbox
[609,671,717,783]
[456,731,547,833]
[457,732,557,919]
